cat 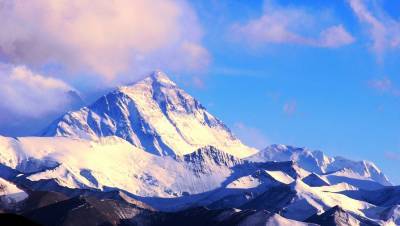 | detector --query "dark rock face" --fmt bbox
[240,185,296,212]
[345,186,400,207]
[154,207,291,226]
[302,173,330,187]
[0,213,42,226]
[180,146,244,174]
[306,206,379,226]
[23,195,159,226]
[17,190,69,212]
